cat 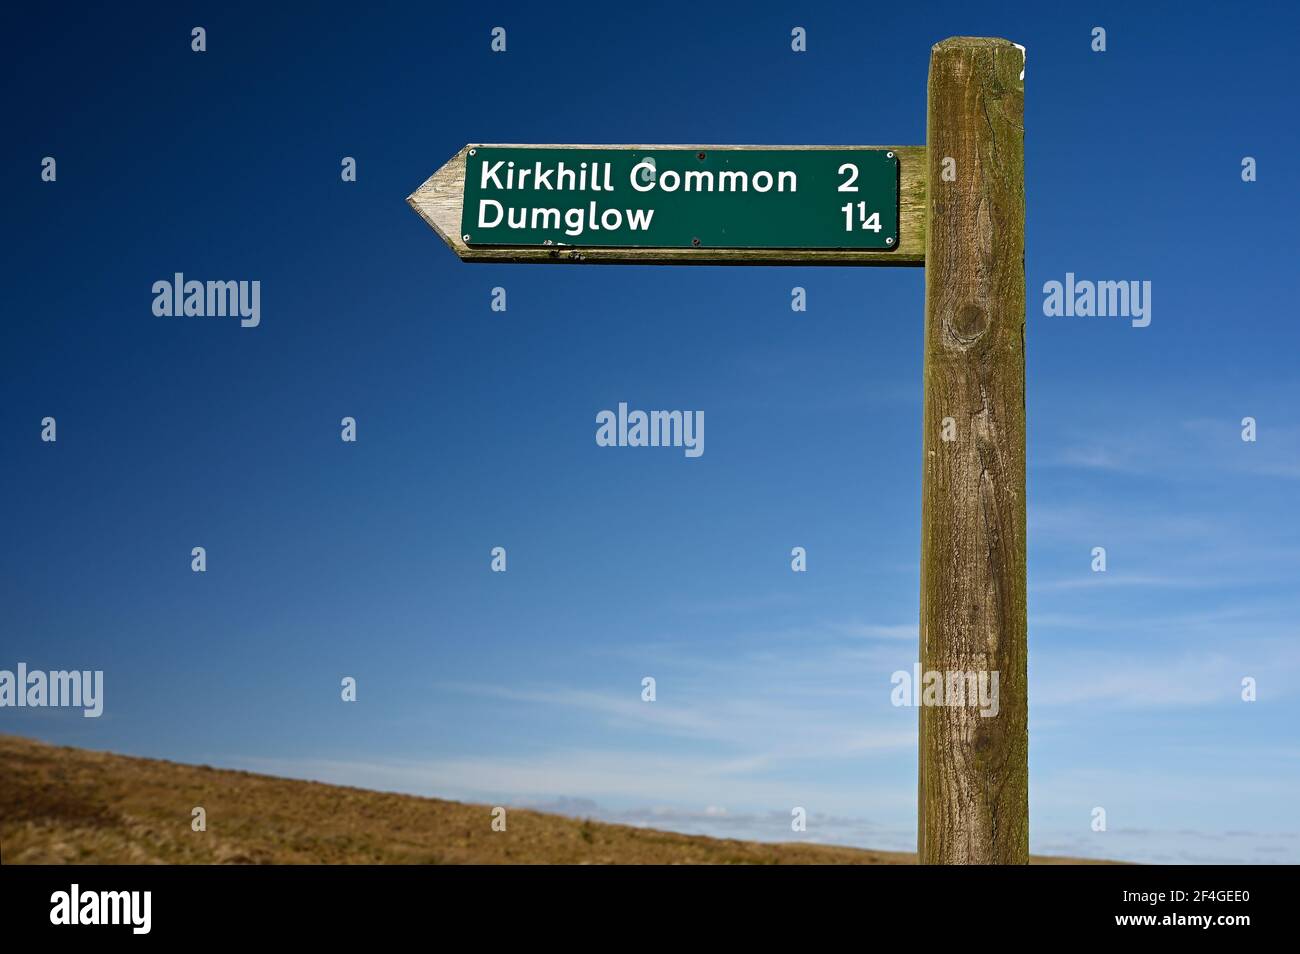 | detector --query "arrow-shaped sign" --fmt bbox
[409,144,926,266]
